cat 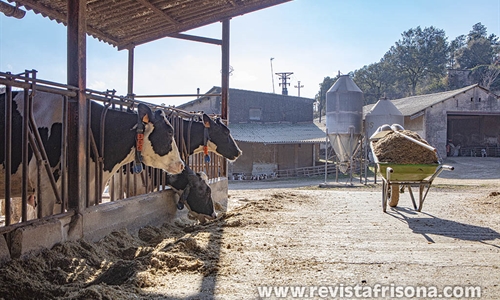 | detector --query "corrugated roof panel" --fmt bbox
[8,0,291,49]
[363,84,478,117]
[230,122,327,144]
